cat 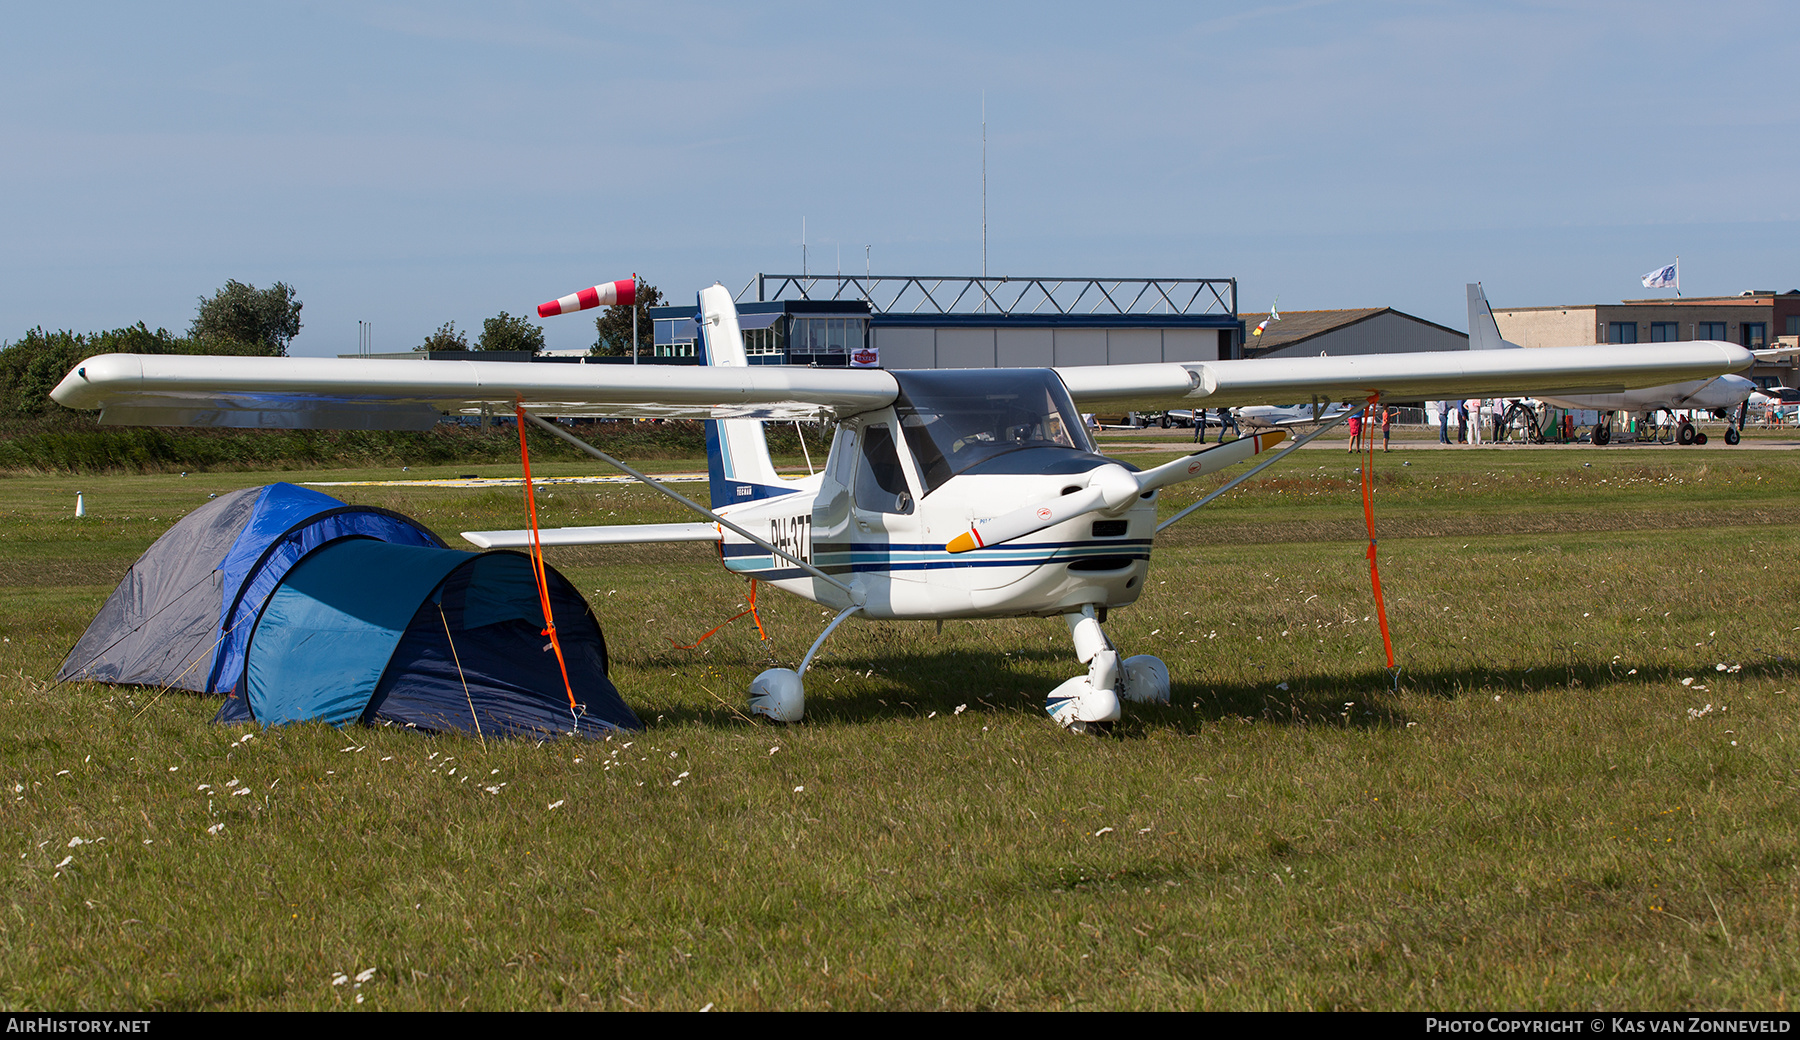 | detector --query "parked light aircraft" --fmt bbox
[1235,401,1354,429]
[50,283,1755,732]
[1747,386,1800,423]
[1129,403,1350,432]
[1465,283,1770,445]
